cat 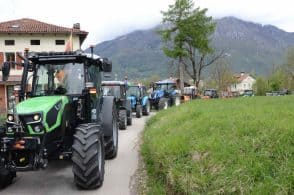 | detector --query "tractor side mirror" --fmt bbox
[2,61,11,81]
[102,58,112,73]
